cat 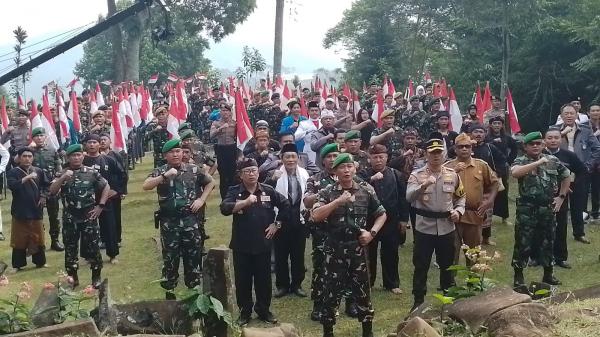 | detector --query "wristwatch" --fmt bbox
[274,221,282,229]
[97,203,106,209]
[558,194,566,199]
[161,173,167,180]
[370,229,378,237]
